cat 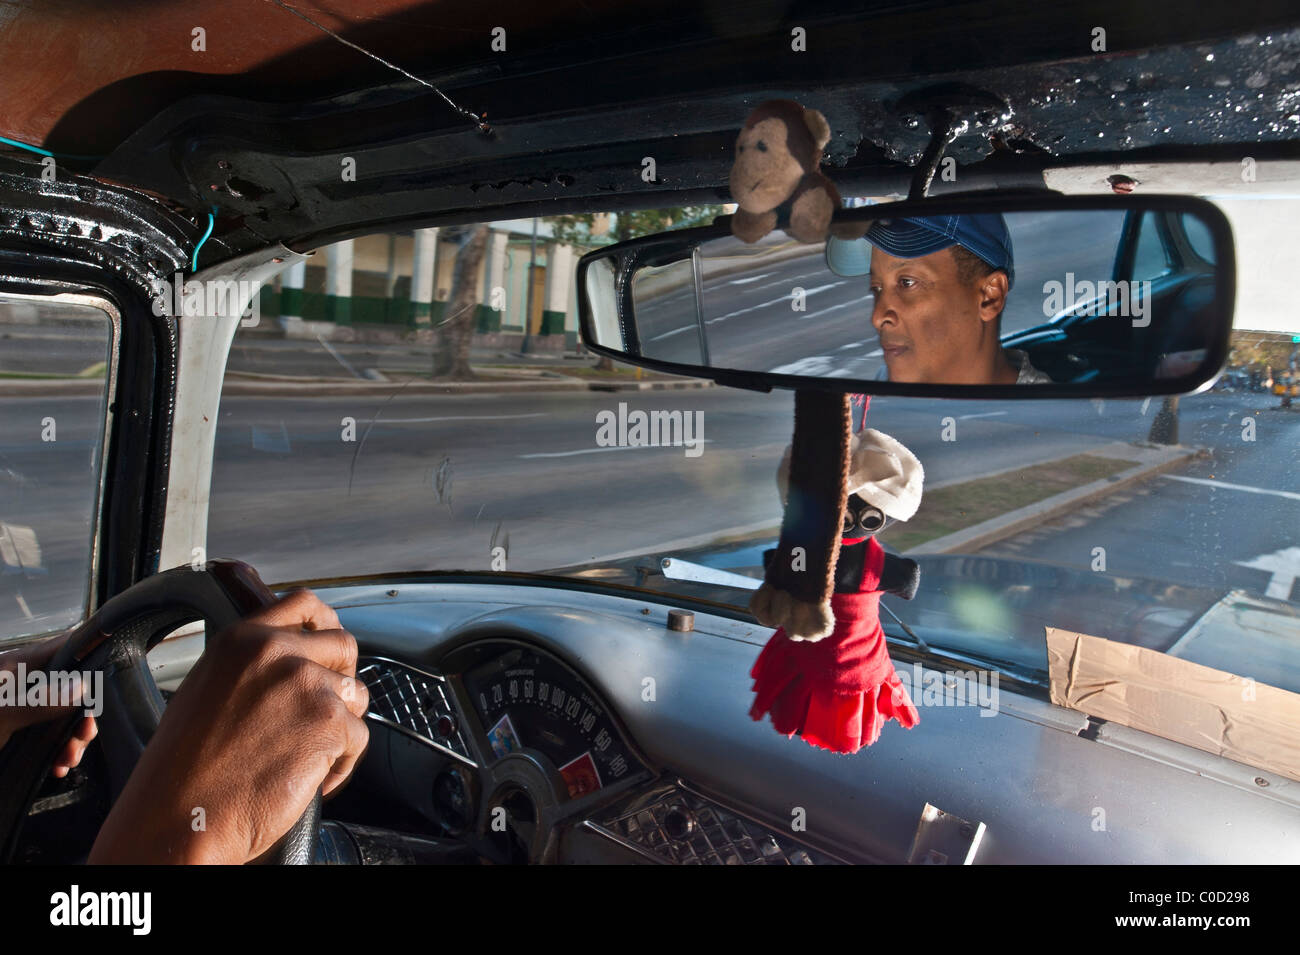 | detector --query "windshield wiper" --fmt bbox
[658,557,764,590]
[877,600,932,654]
[660,556,932,654]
